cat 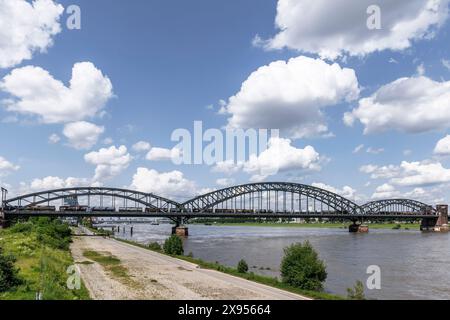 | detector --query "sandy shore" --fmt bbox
[70,233,310,300]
